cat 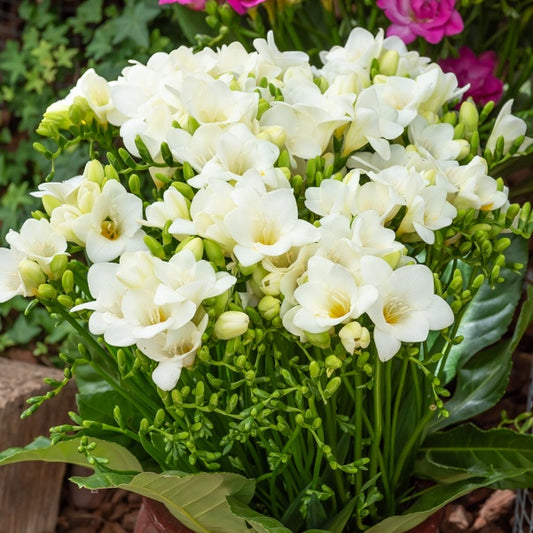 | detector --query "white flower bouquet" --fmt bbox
[1,27,532,533]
